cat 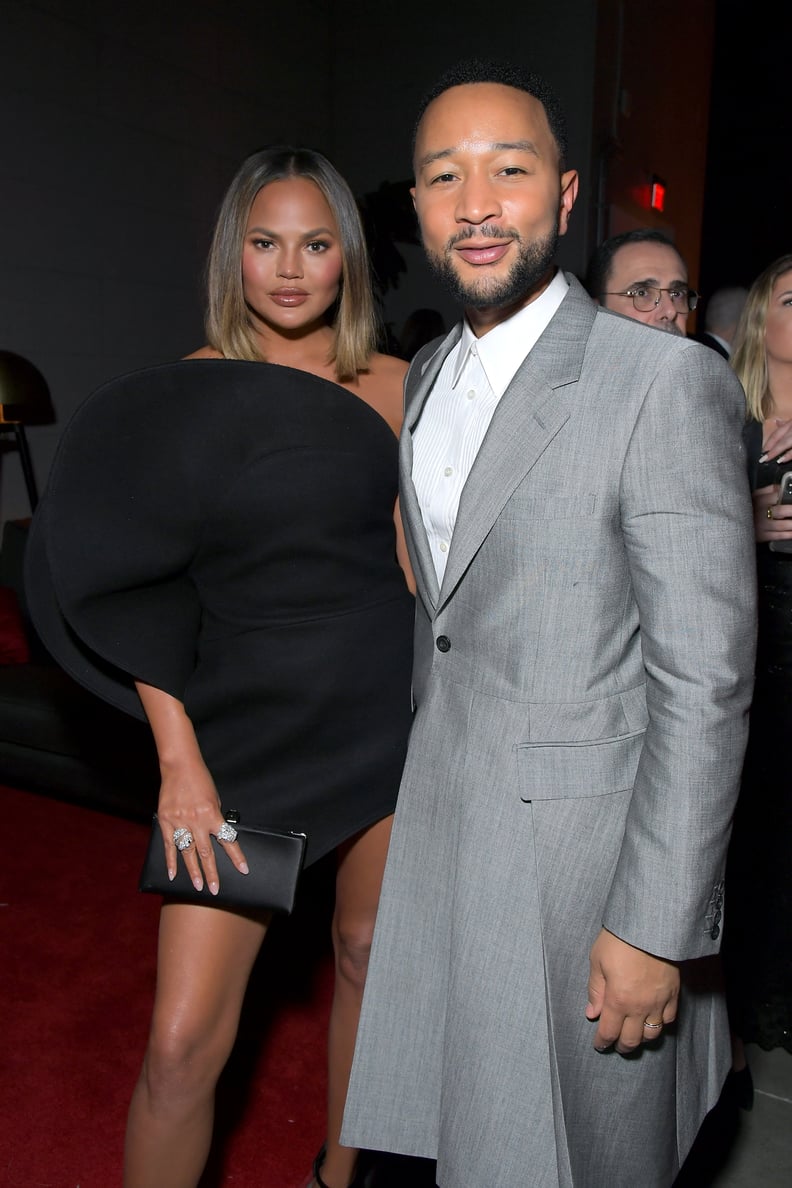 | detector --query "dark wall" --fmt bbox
[3,0,718,519]
[0,0,334,518]
[699,0,792,297]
